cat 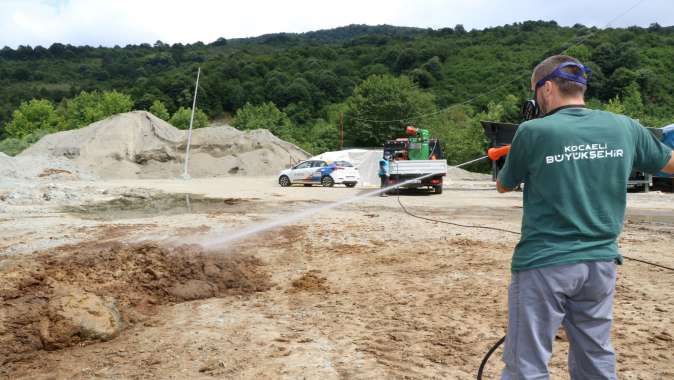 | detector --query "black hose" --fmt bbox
[622,255,674,272]
[477,335,506,379]
[395,196,521,235]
